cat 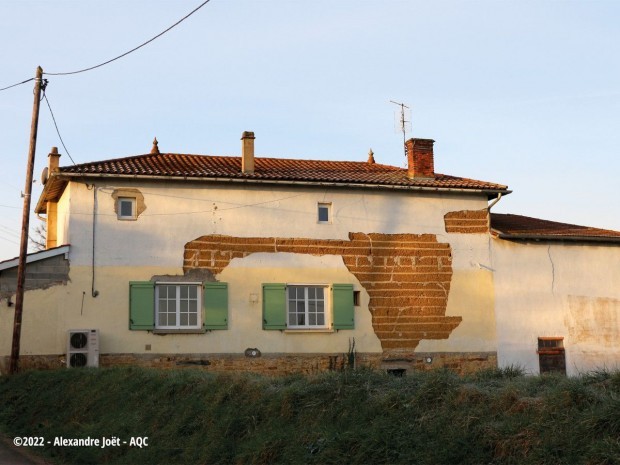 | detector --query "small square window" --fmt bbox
[353,291,361,307]
[537,337,566,375]
[318,203,331,223]
[118,198,136,220]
